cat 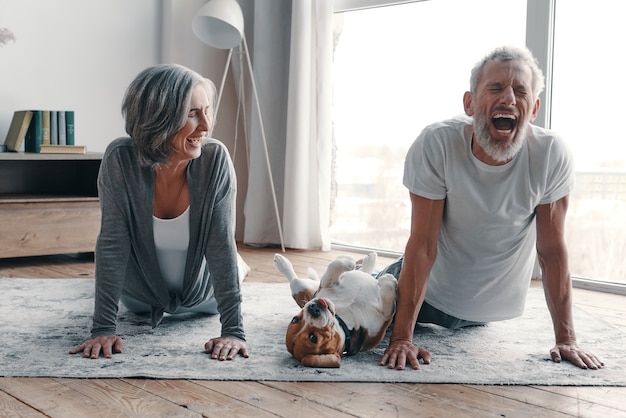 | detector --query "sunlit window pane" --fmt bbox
[552,0,626,283]
[331,0,526,252]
